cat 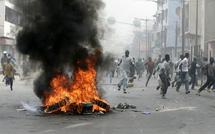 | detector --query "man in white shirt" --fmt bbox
[172,55,184,87]
[159,54,171,99]
[176,53,190,94]
[117,50,133,94]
